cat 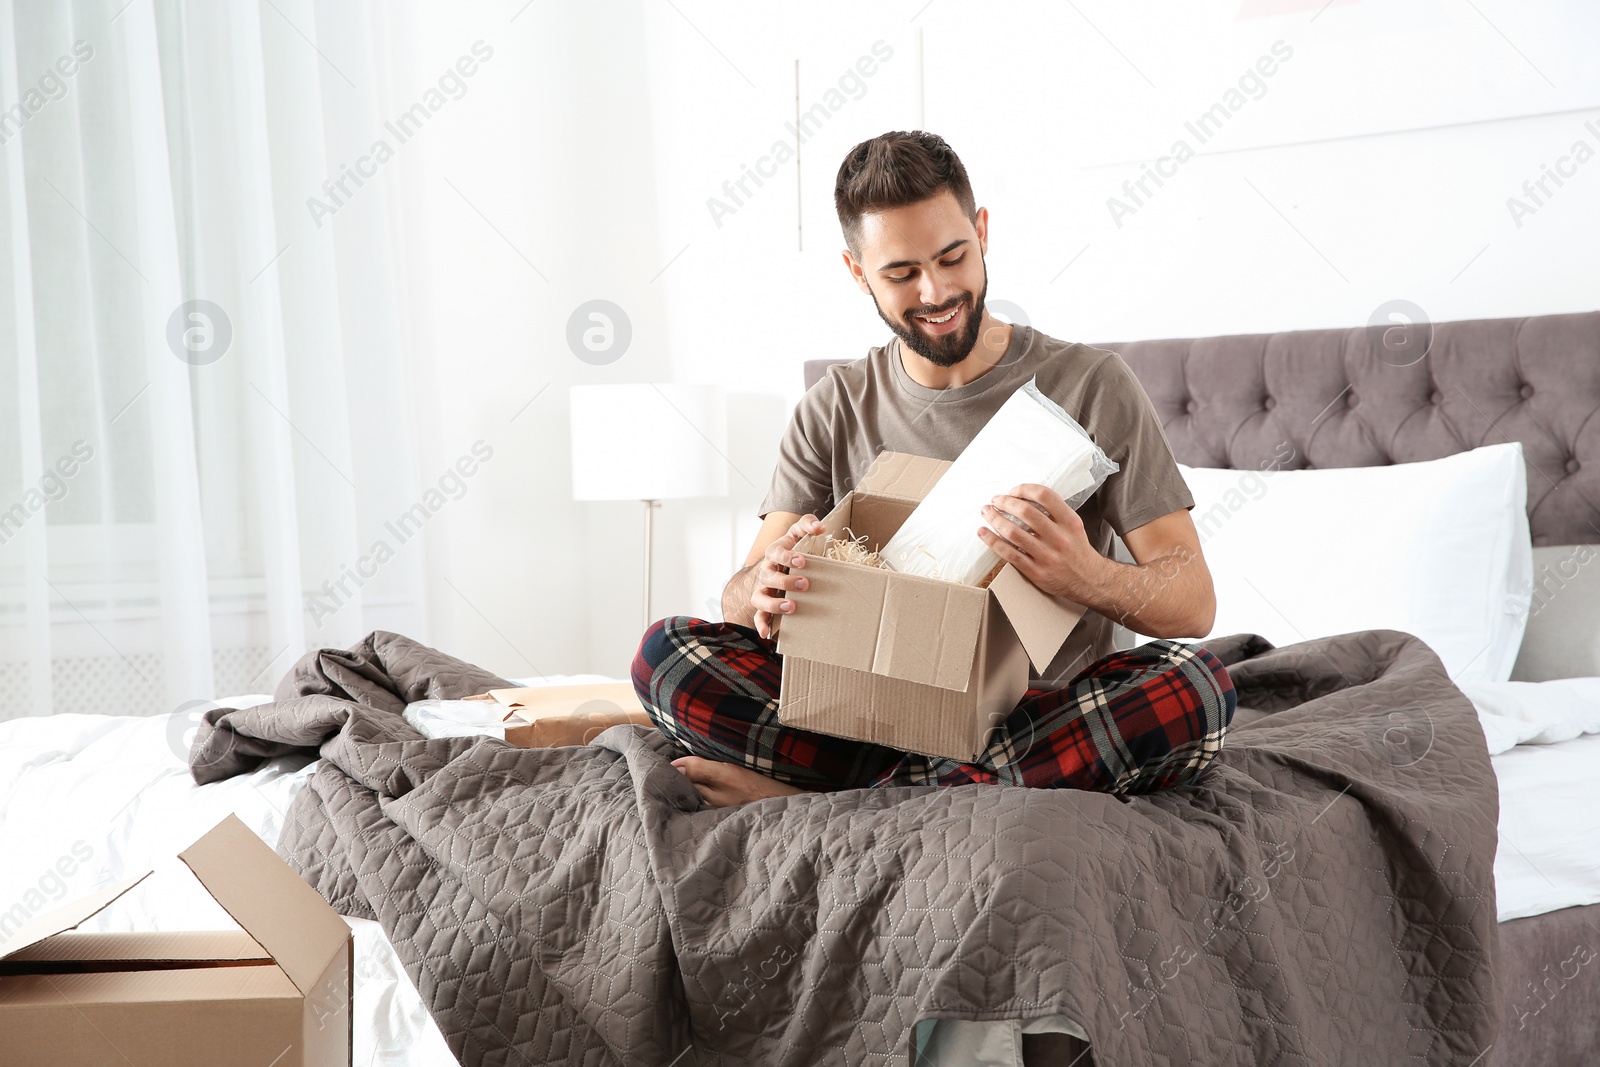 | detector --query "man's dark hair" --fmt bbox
[834,131,976,257]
